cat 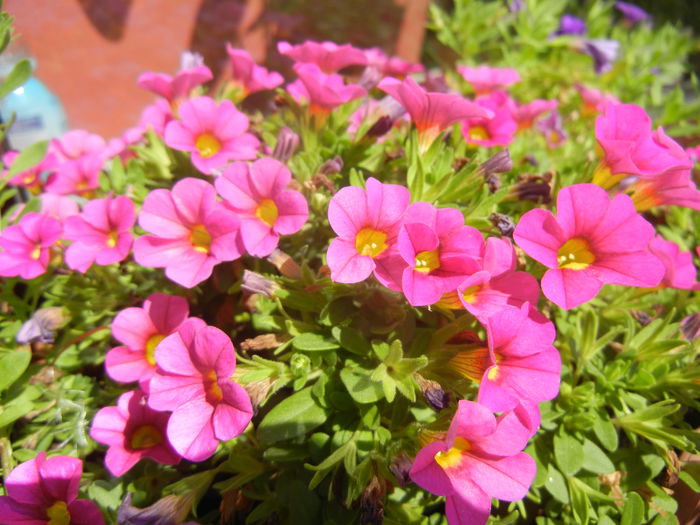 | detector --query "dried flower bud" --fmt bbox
[16,307,67,345]
[240,334,285,352]
[416,374,450,411]
[630,310,651,326]
[311,172,335,192]
[364,116,394,140]
[359,477,386,525]
[389,453,413,487]
[266,249,302,279]
[484,173,501,193]
[272,126,300,164]
[319,155,343,175]
[479,149,513,177]
[241,270,279,297]
[118,492,194,525]
[682,313,700,341]
[489,213,516,237]
[511,173,552,203]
